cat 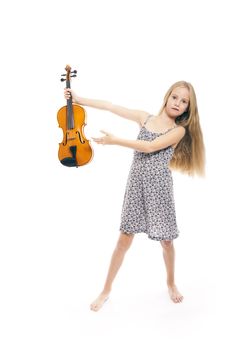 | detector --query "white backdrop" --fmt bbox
[1,0,232,349]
